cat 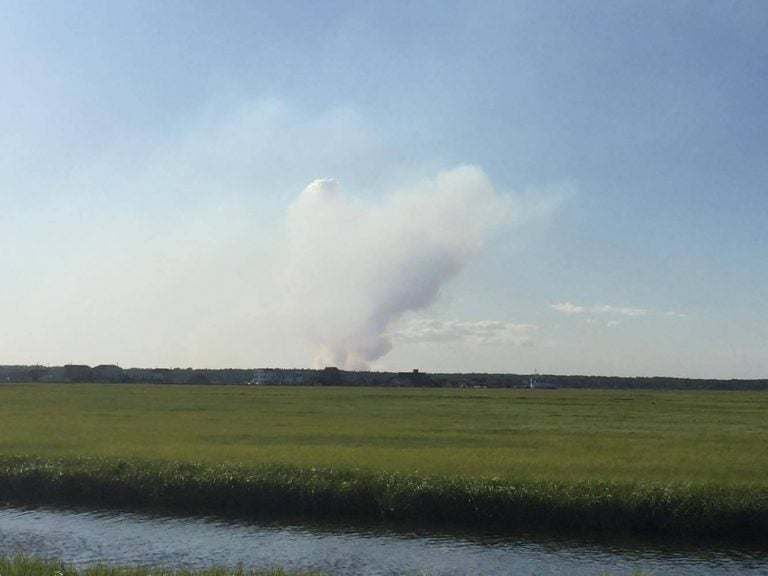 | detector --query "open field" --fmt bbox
[0,384,766,483]
[0,384,767,537]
